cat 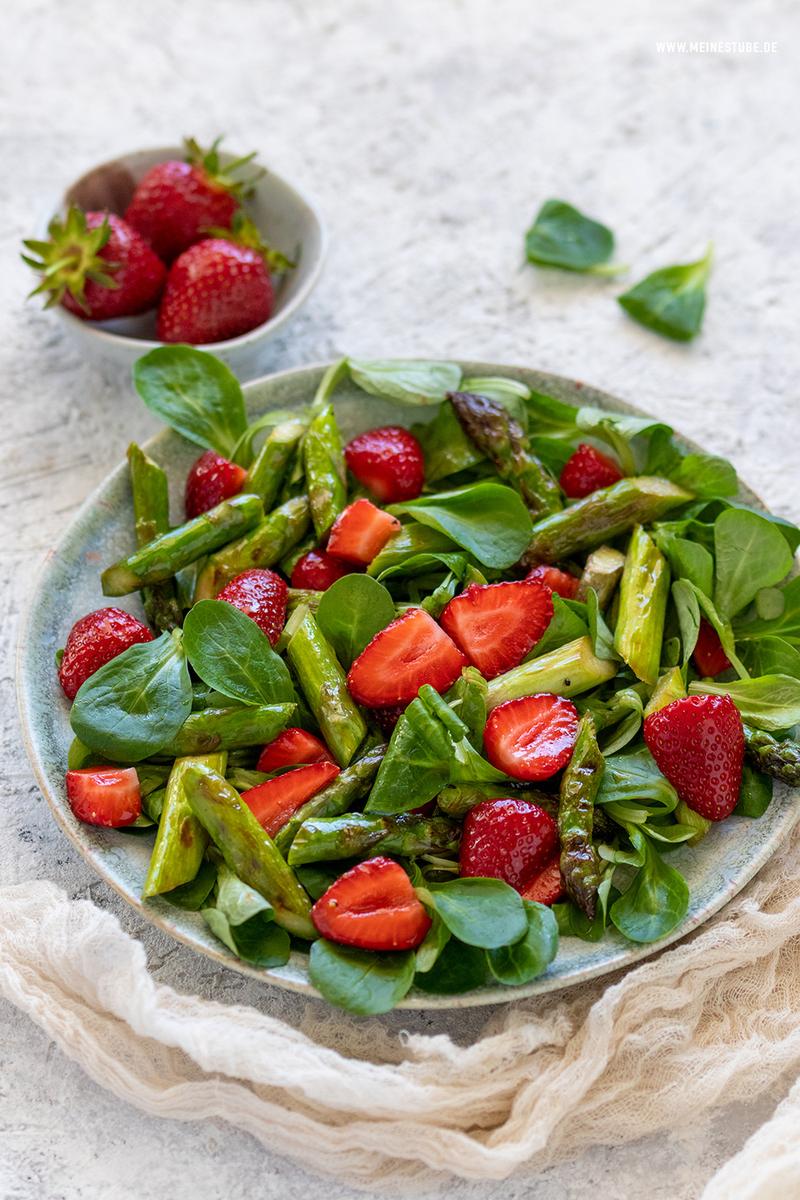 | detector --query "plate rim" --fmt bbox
[16,359,799,1010]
